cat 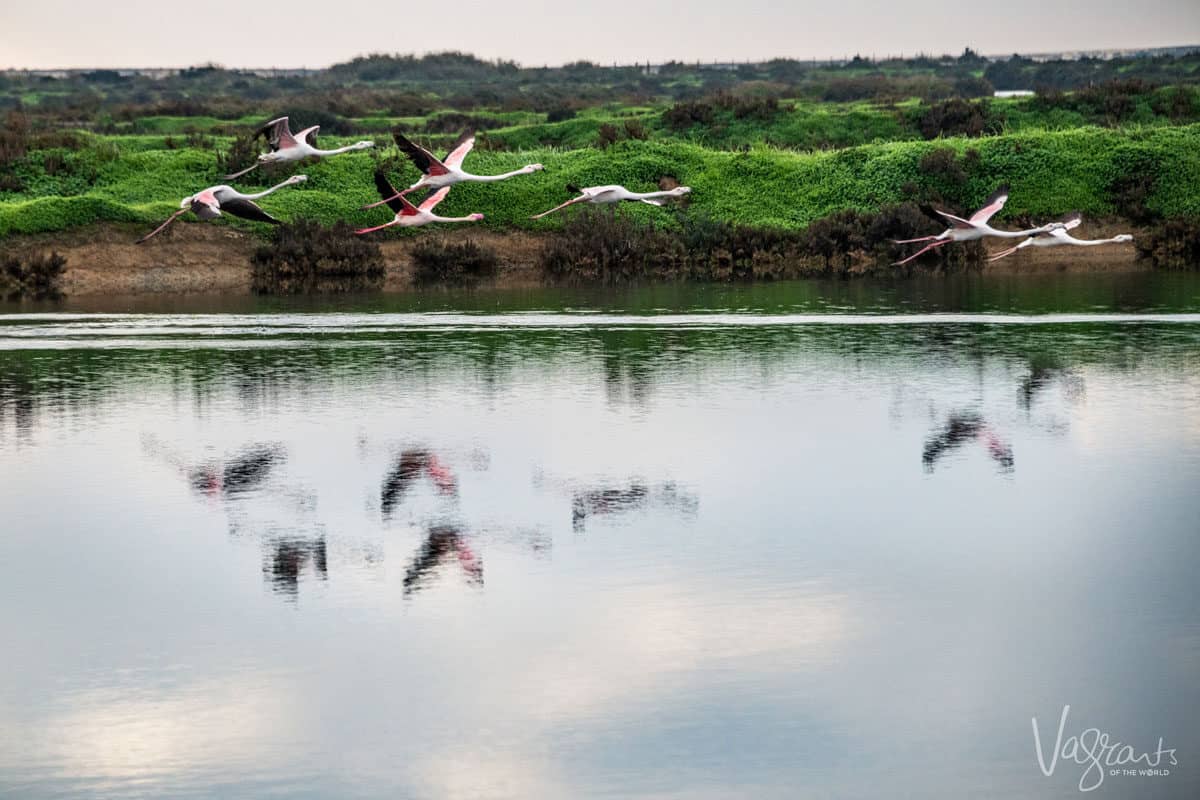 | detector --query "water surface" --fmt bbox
[2,277,1198,799]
